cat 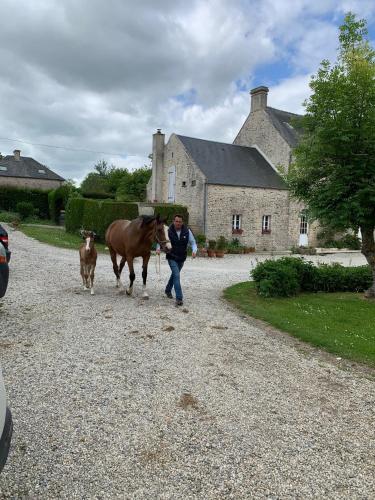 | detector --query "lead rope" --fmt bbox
[155,251,161,280]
